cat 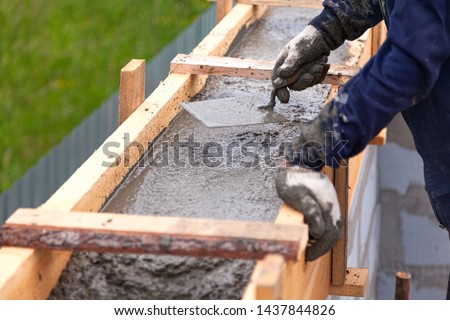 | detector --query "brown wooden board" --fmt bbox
[119,59,145,124]
[0,209,307,261]
[217,0,234,23]
[171,54,360,85]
